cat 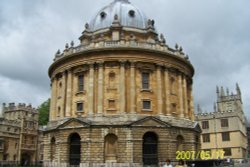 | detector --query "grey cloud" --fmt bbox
[0,0,249,119]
